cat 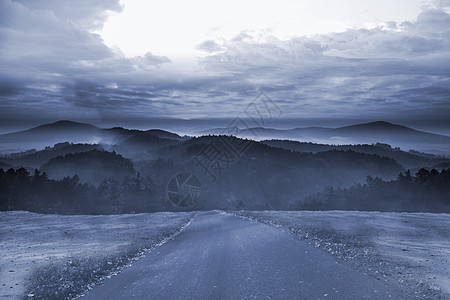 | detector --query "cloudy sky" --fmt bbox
[0,0,449,132]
